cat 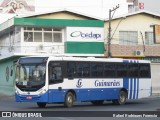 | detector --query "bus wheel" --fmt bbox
[64,92,74,108]
[91,100,104,105]
[37,102,46,108]
[112,90,127,105]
